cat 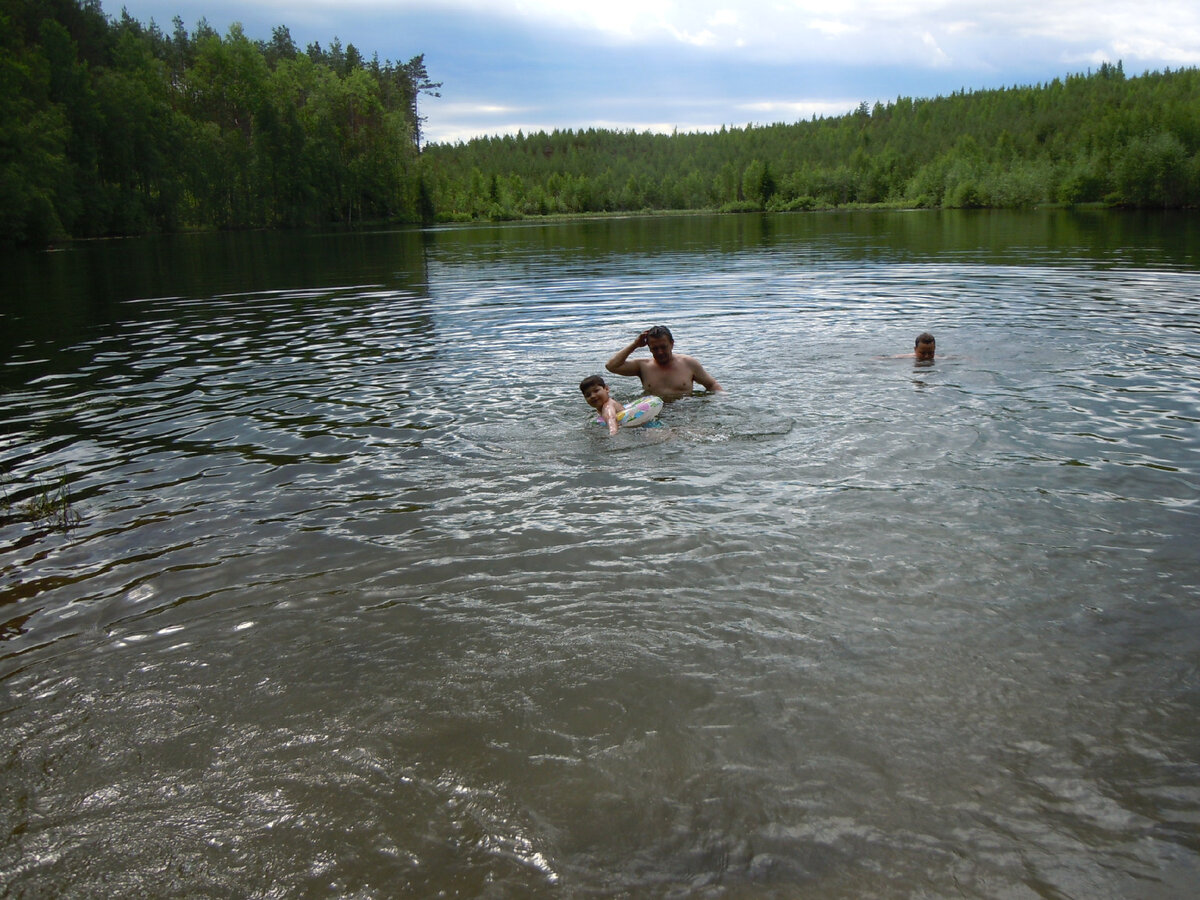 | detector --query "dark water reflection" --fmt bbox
[1,211,1198,897]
